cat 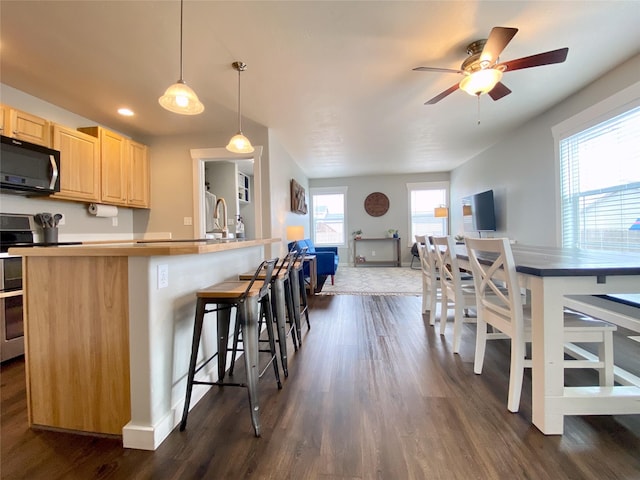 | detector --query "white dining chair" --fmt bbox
[465,237,617,413]
[415,235,442,325]
[431,235,480,353]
